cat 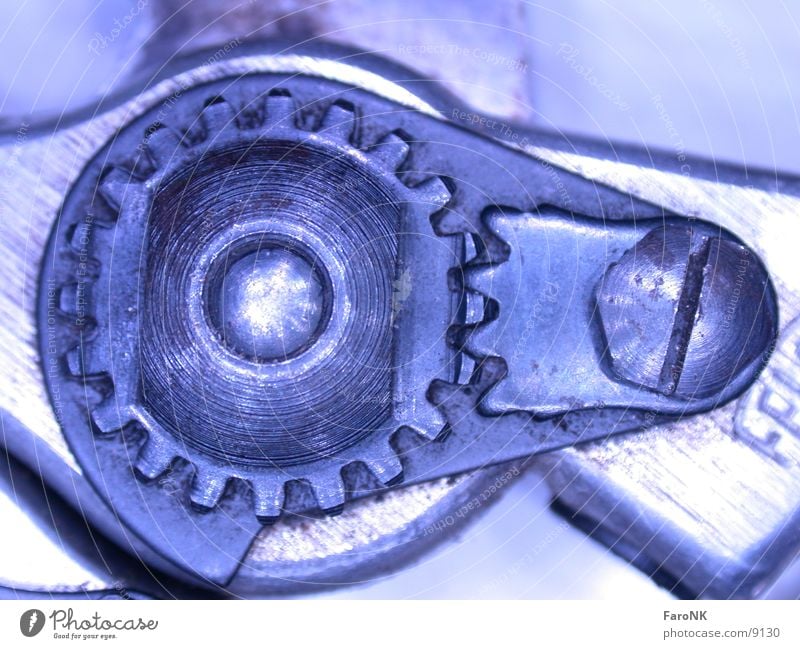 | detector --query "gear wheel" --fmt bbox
[57,83,458,521]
